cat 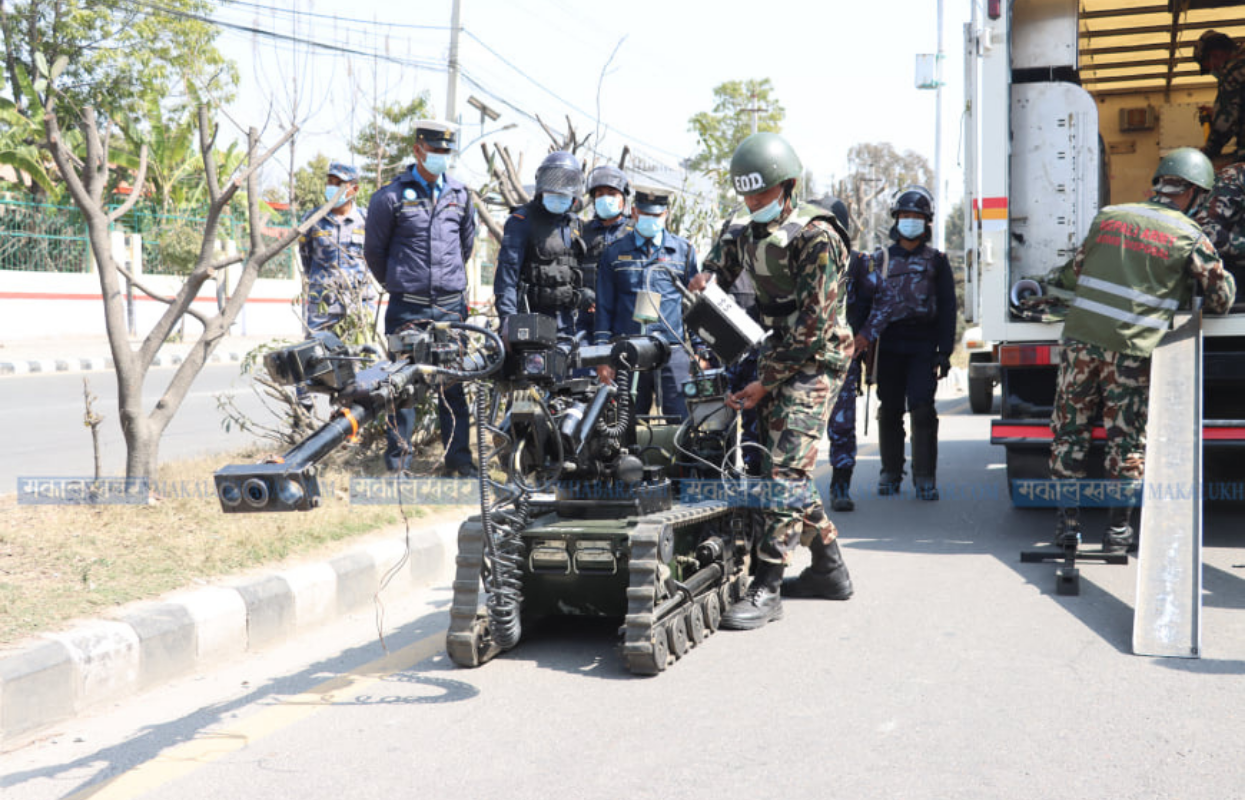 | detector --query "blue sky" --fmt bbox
[212,0,972,206]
